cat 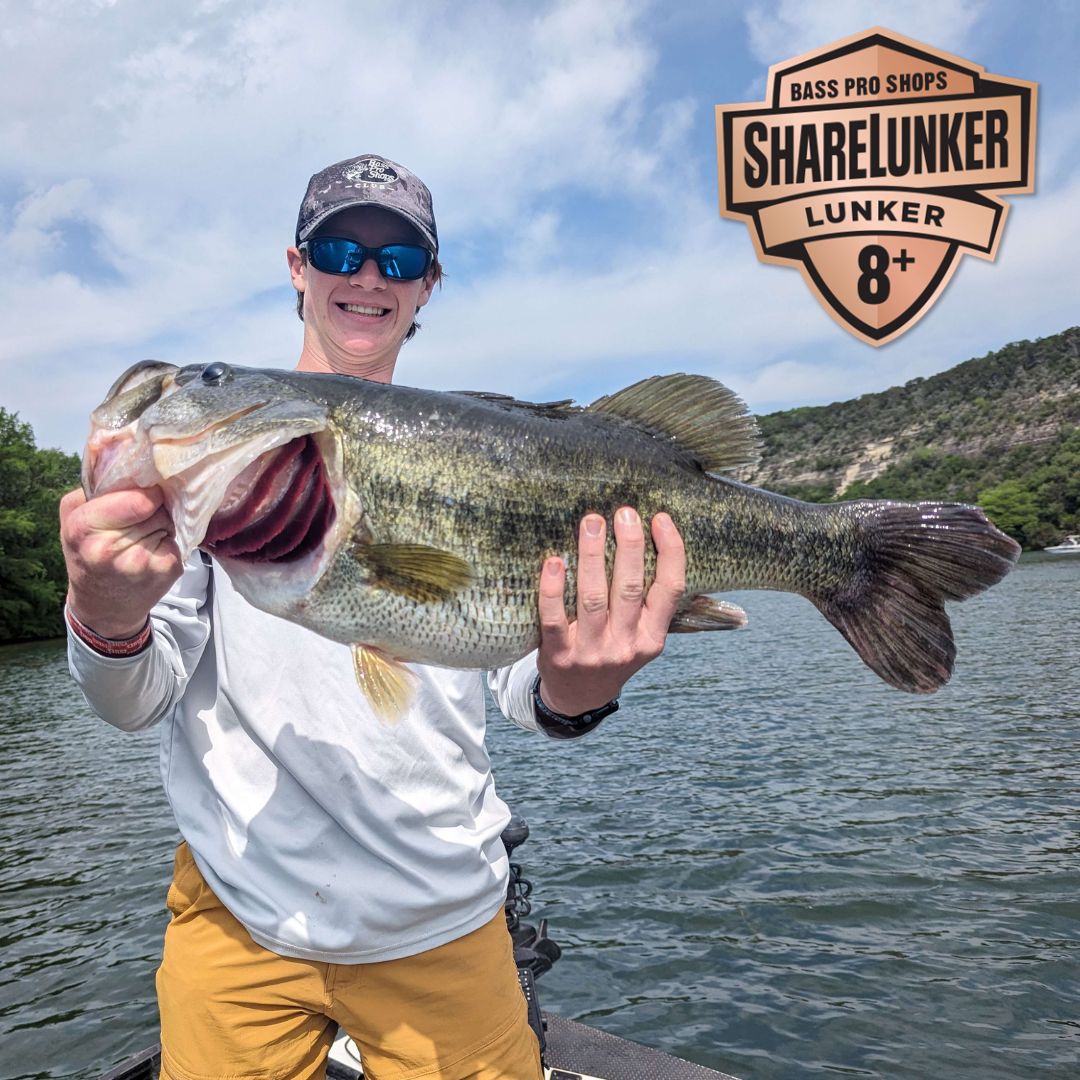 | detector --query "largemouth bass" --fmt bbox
[83,360,1019,717]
